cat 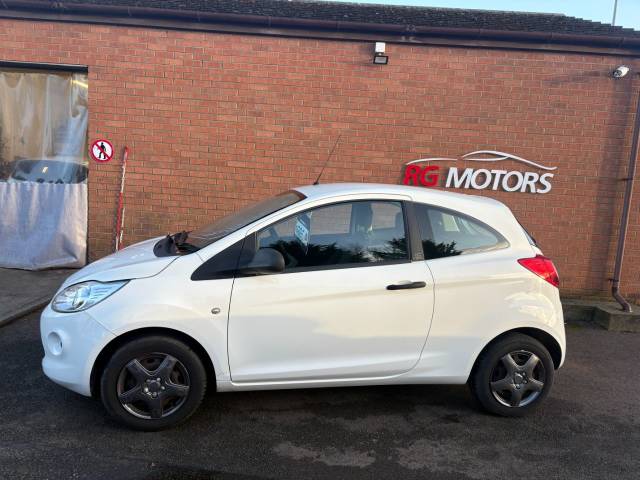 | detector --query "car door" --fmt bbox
[227,199,434,383]
[412,202,518,375]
